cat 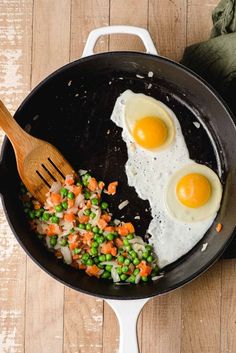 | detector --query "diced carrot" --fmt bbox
[115,238,124,248]
[97,218,108,230]
[55,250,62,258]
[86,200,92,209]
[72,254,80,260]
[69,242,79,251]
[101,213,111,222]
[47,224,61,237]
[79,263,87,270]
[64,213,75,222]
[83,231,93,244]
[51,192,61,205]
[117,225,129,236]
[66,178,74,186]
[72,185,82,196]
[111,247,117,256]
[137,261,152,277]
[88,177,98,191]
[68,199,75,208]
[79,215,90,224]
[107,181,118,195]
[216,223,223,232]
[101,241,114,254]
[68,234,78,243]
[117,222,135,236]
[104,226,116,232]
[98,181,105,190]
[86,264,101,278]
[34,203,41,210]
